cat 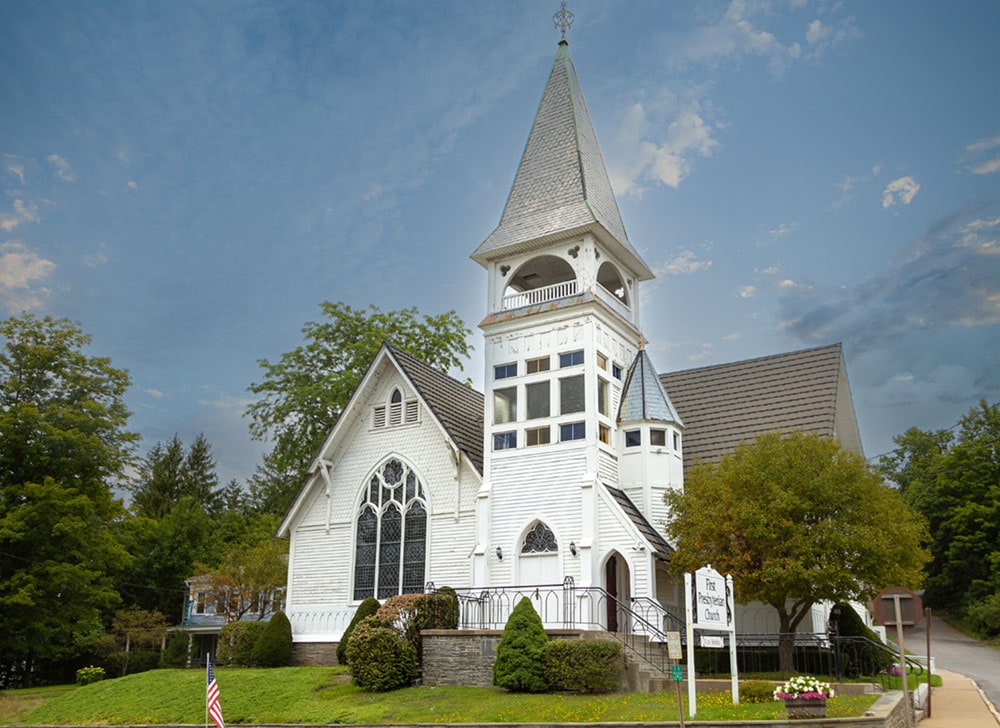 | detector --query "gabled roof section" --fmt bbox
[659,343,859,469]
[604,485,674,558]
[472,41,652,281]
[387,346,485,475]
[618,349,682,425]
